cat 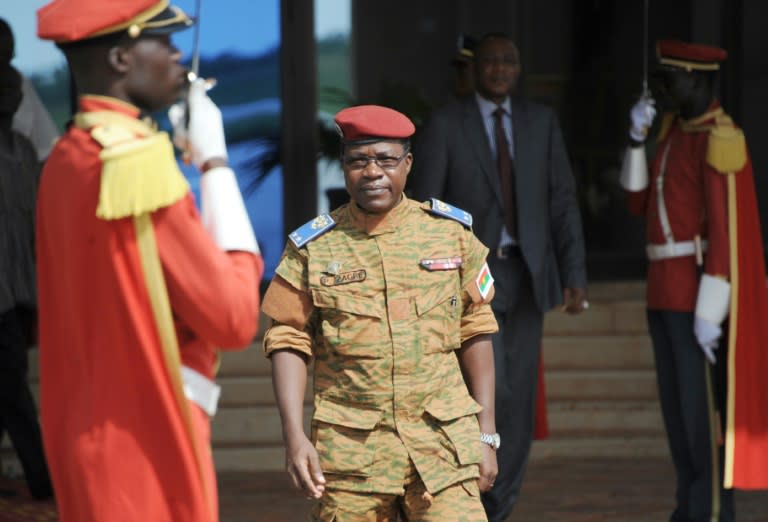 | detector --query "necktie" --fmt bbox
[493,107,517,237]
